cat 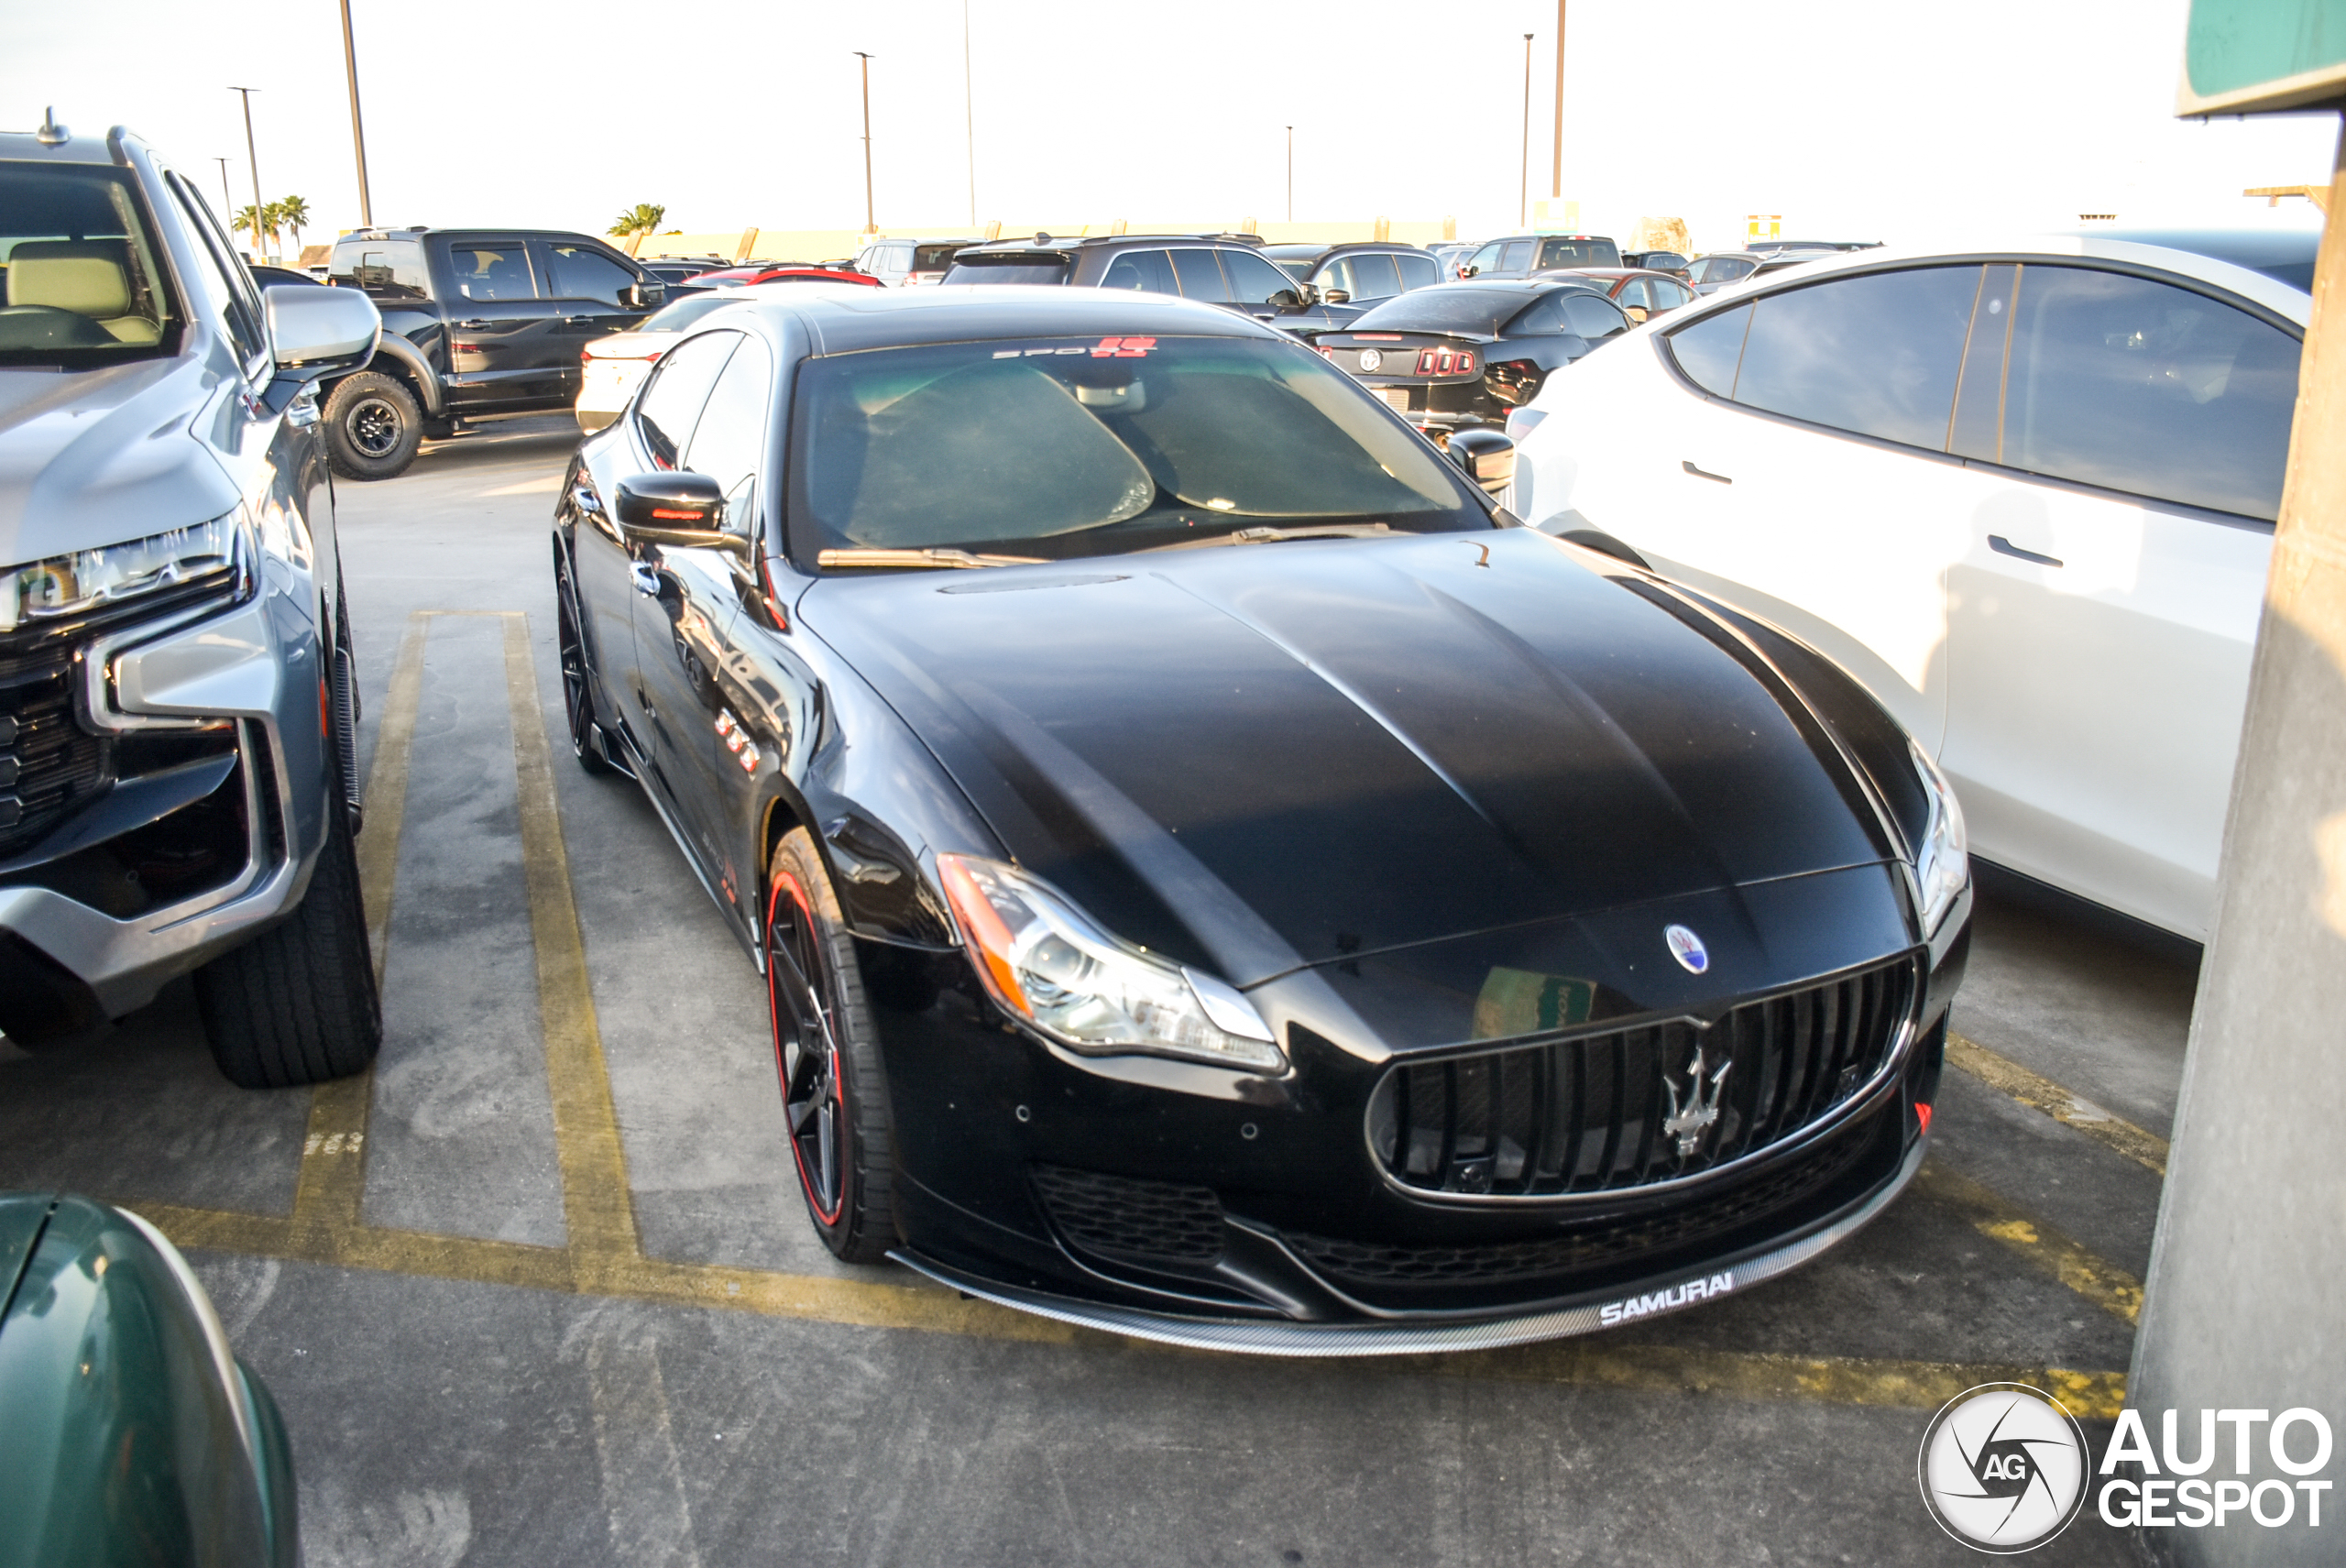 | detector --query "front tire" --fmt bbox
[322,371,423,482]
[767,828,898,1262]
[195,775,383,1088]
